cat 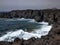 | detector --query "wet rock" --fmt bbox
[12,38,23,45]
